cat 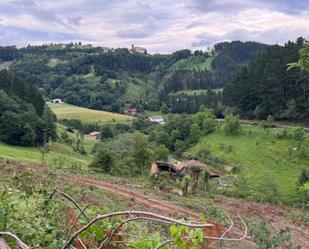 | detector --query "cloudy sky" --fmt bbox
[0,0,308,53]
